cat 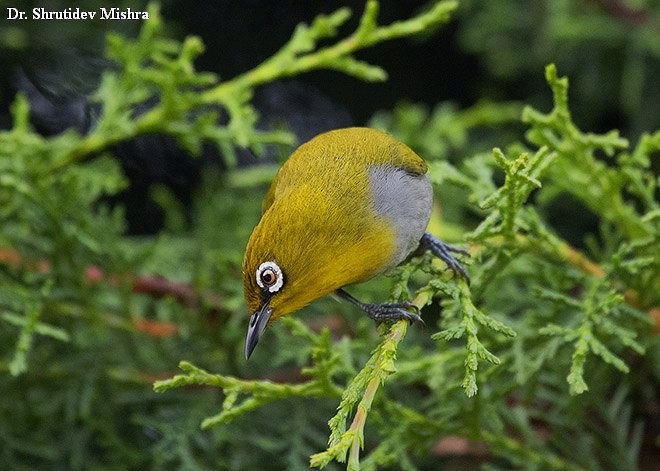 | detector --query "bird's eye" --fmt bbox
[256,261,284,293]
[261,270,275,285]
